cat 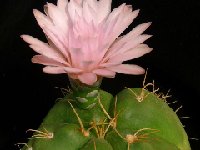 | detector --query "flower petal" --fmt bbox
[113,8,139,39]
[97,0,112,23]
[68,0,82,21]
[107,34,152,59]
[107,64,145,75]
[43,66,83,74]
[43,25,69,58]
[43,66,66,74]
[99,62,121,68]
[68,47,85,68]
[109,7,140,44]
[32,55,65,66]
[85,0,98,11]
[103,3,126,41]
[63,67,83,73]
[47,3,69,34]
[21,35,67,64]
[74,0,83,5]
[122,22,152,42]
[83,0,96,23]
[33,9,53,28]
[108,45,153,63]
[78,73,97,85]
[108,22,152,55]
[33,9,69,58]
[93,69,116,78]
[57,0,68,11]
